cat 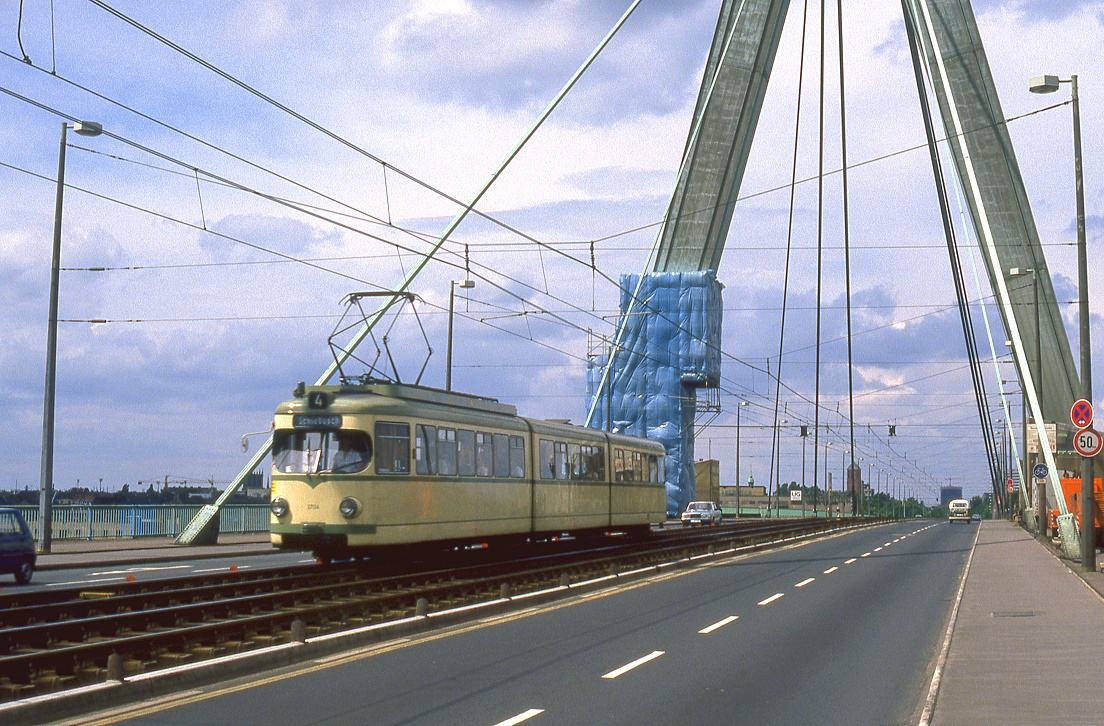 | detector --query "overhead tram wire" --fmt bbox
[0,44,1064,404]
[71,0,654,297]
[0,84,625,354]
[0,153,591,362]
[8,67,958,478]
[0,73,792,399]
[22,3,1035,457]
[2,76,975,471]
